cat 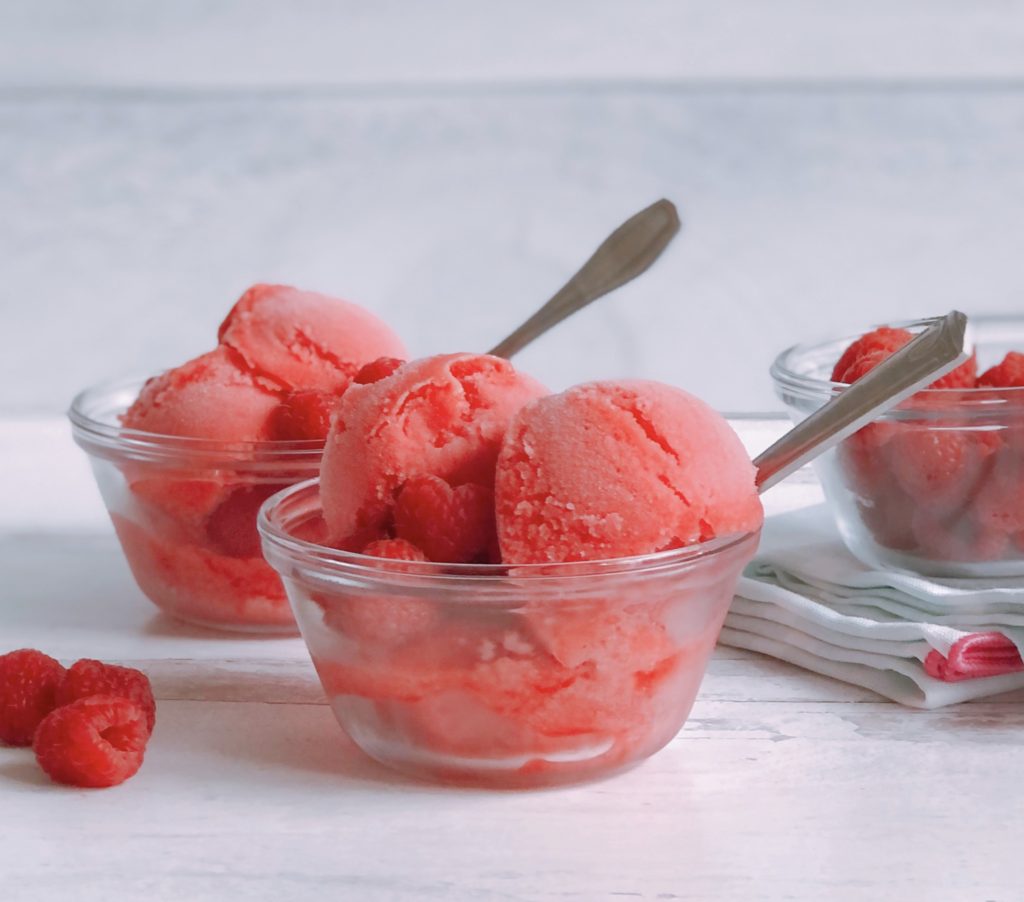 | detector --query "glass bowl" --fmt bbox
[259,479,760,788]
[772,315,1024,578]
[69,377,323,632]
